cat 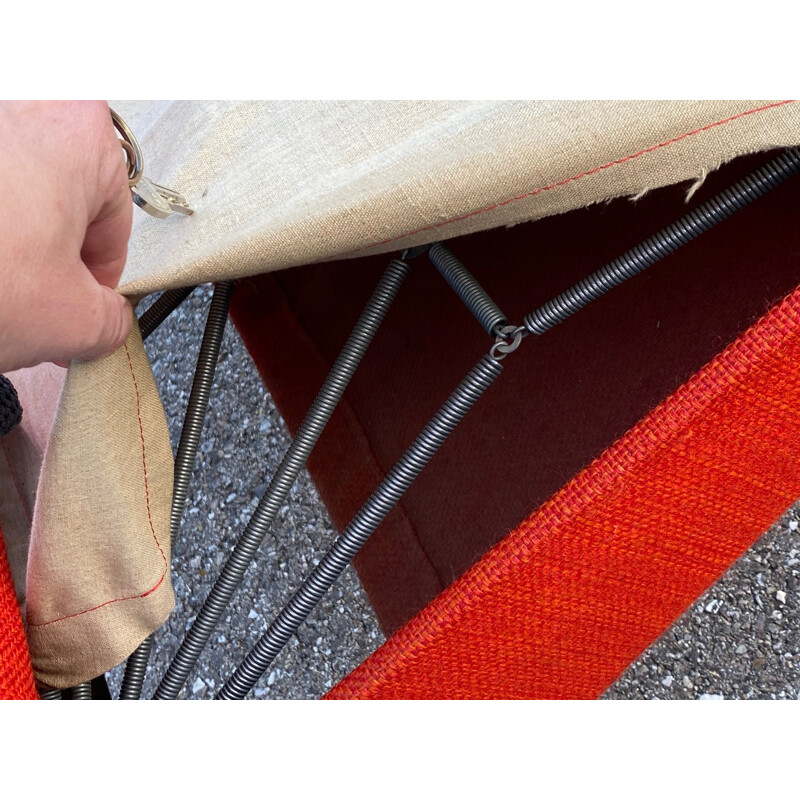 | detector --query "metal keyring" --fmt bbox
[110,108,143,188]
